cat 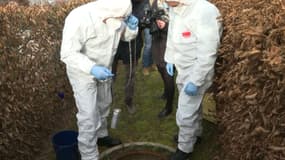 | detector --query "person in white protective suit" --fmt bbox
[164,0,222,159]
[60,0,138,159]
